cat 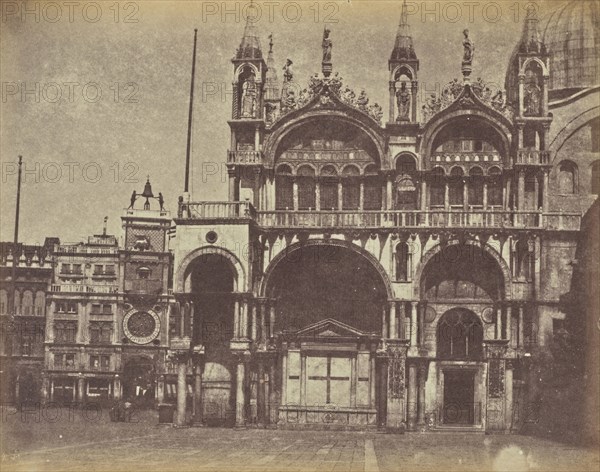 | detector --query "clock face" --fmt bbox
[123,310,160,344]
